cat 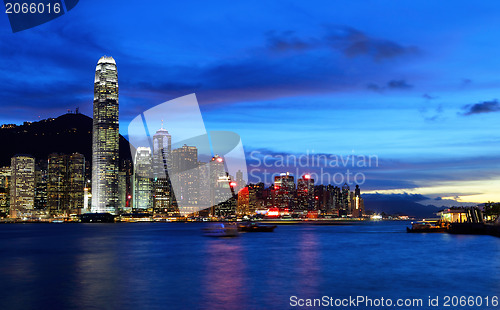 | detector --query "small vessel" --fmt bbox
[406,220,449,233]
[238,222,277,232]
[203,223,239,237]
[80,213,116,223]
